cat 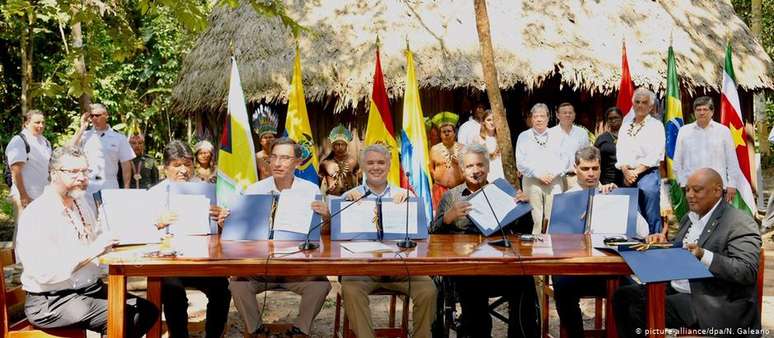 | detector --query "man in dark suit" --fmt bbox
[613,168,761,337]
